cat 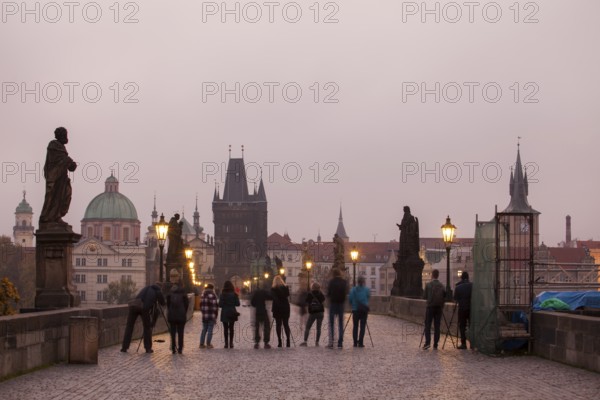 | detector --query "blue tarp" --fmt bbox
[533,291,600,311]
